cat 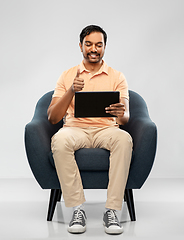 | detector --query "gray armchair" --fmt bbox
[24,90,157,222]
